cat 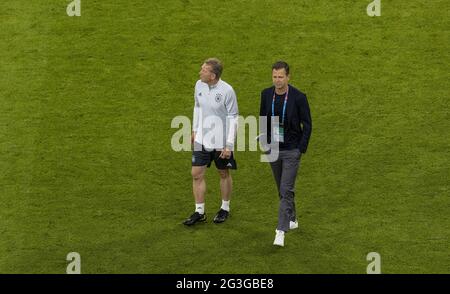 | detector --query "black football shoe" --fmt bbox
[183,212,206,226]
[213,209,229,224]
